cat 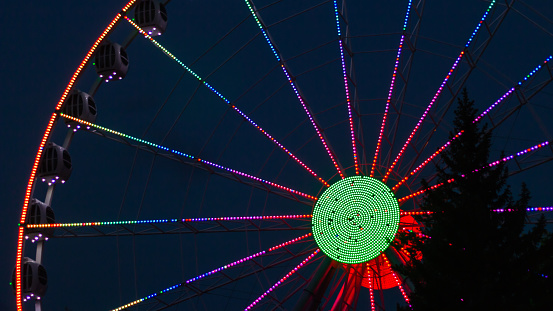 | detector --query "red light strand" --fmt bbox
[15,2,137,309]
